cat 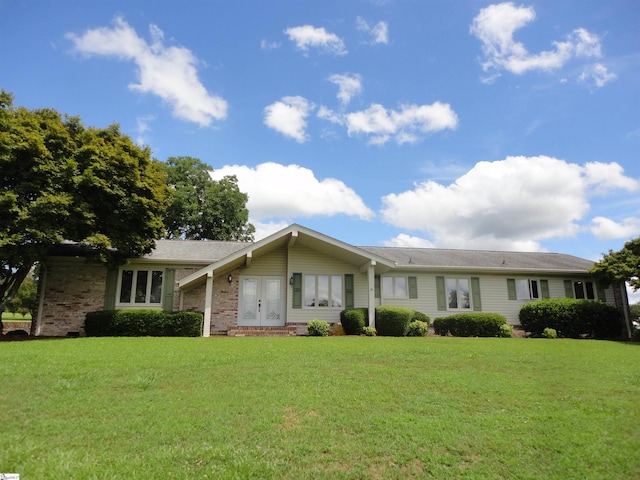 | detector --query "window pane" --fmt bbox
[304,276,316,306]
[446,278,458,308]
[331,275,342,307]
[119,270,133,303]
[459,279,470,309]
[382,277,394,298]
[573,281,585,299]
[317,275,329,307]
[150,271,163,303]
[135,271,148,303]
[516,279,529,300]
[395,277,407,298]
[530,280,539,299]
[585,282,595,299]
